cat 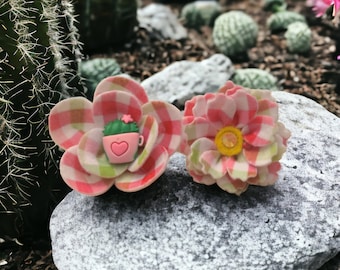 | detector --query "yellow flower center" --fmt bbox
[215,126,243,156]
